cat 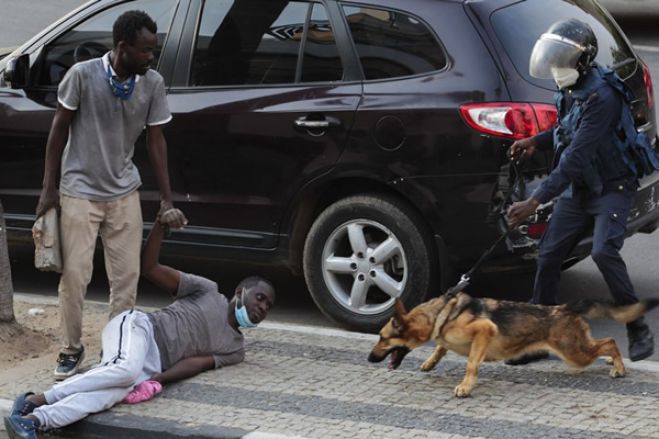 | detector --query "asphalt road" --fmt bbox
[2,1,659,361]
